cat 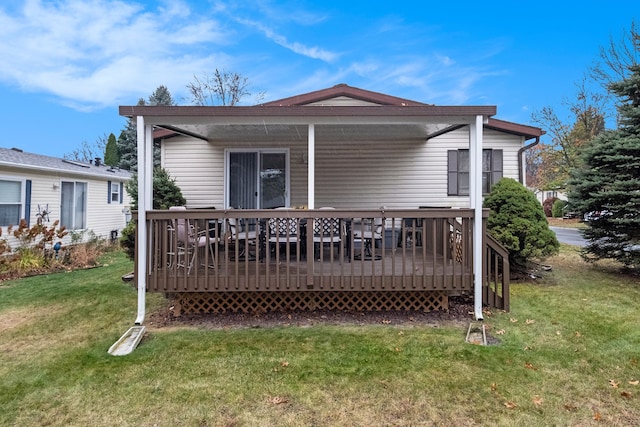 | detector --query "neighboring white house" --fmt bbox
[531,188,568,205]
[0,147,132,247]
